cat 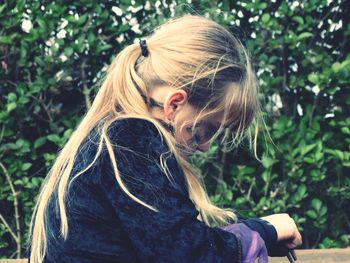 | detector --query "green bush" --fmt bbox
[0,0,349,259]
